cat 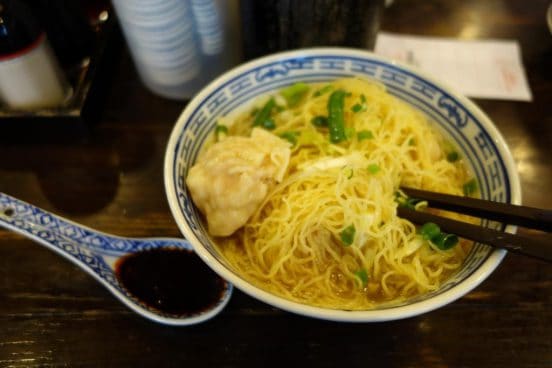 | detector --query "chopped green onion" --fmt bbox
[420,222,441,240]
[215,125,228,141]
[279,131,300,146]
[447,151,460,162]
[280,82,310,107]
[351,94,367,113]
[345,127,356,139]
[414,200,428,210]
[314,84,333,97]
[367,164,380,174]
[262,117,276,130]
[463,178,478,196]
[443,140,459,161]
[253,98,276,128]
[418,222,459,250]
[215,124,228,135]
[344,167,354,179]
[275,105,286,112]
[327,90,348,143]
[340,224,356,246]
[351,104,363,113]
[406,198,420,209]
[357,130,374,141]
[395,192,404,204]
[431,232,459,250]
[354,269,369,288]
[396,194,425,210]
[249,107,259,117]
[311,116,328,127]
[395,194,407,207]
